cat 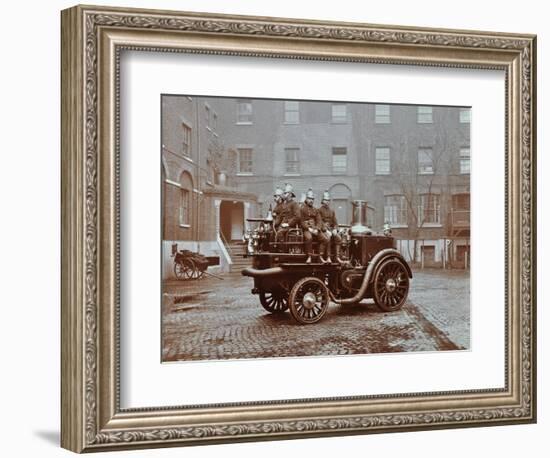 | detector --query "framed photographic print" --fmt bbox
[61,4,536,453]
